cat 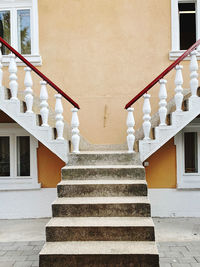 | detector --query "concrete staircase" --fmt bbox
[39,152,159,266]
